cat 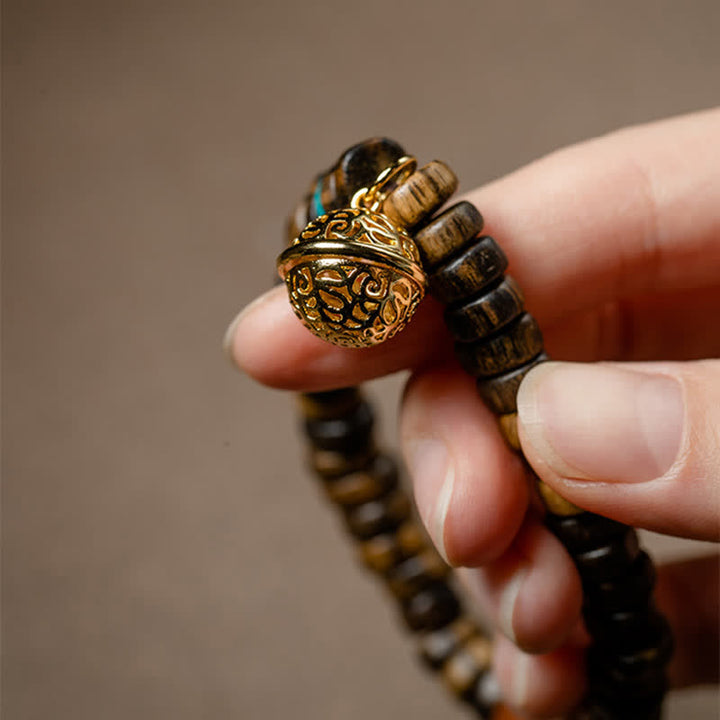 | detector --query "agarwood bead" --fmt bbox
[418,618,476,669]
[441,636,493,698]
[583,551,656,613]
[298,388,361,420]
[588,626,673,682]
[358,532,406,574]
[454,313,543,378]
[414,201,484,269]
[537,480,584,516]
[396,522,426,557]
[546,512,628,552]
[344,490,412,539]
[429,237,508,305]
[323,454,398,507]
[476,353,548,414]
[497,412,521,451]
[309,446,376,480]
[586,605,670,654]
[401,581,461,631]
[467,672,498,716]
[387,549,449,600]
[444,276,525,342]
[575,527,641,582]
[304,401,373,452]
[332,137,405,208]
[383,161,458,229]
